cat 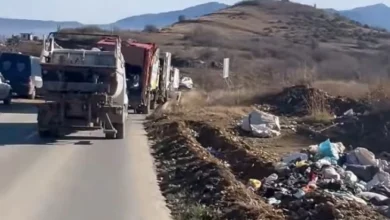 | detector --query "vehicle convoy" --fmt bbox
[97,39,178,114]
[37,32,128,139]
[0,52,42,99]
